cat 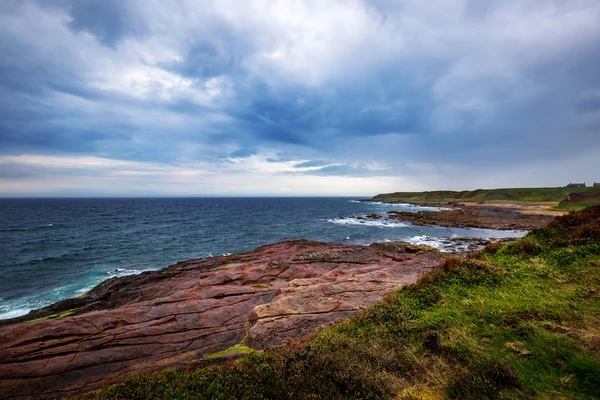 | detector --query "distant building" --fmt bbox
[566,183,586,188]
[594,182,600,187]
